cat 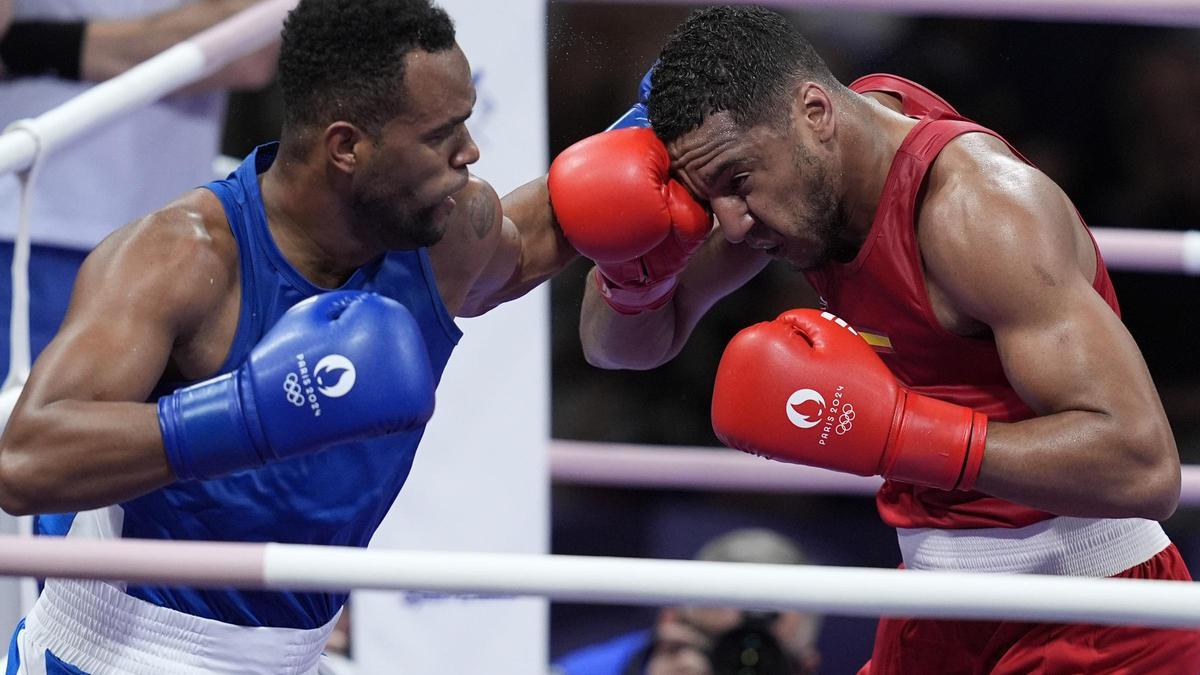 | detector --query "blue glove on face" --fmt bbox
[158,291,435,481]
[607,64,655,131]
